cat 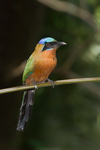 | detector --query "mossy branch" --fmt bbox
[1,77,100,94]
